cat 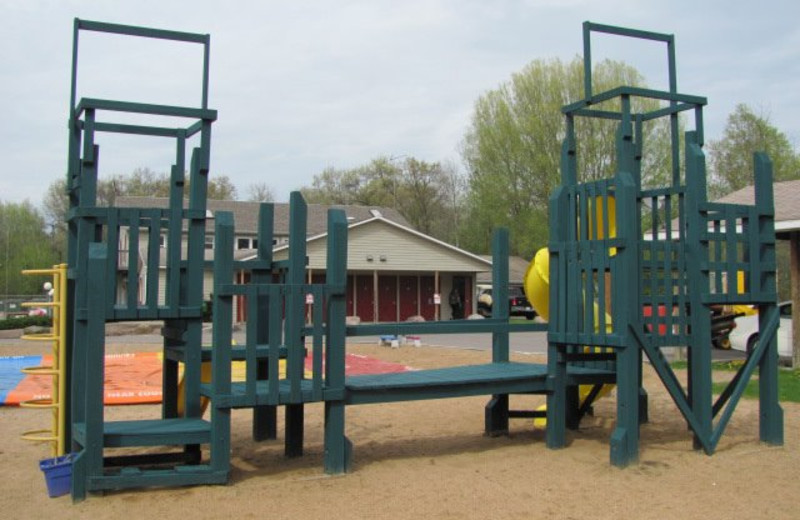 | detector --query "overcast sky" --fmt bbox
[2,0,798,206]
